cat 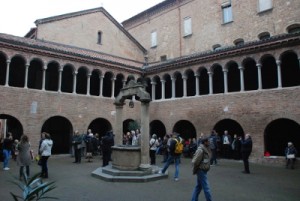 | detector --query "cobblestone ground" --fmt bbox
[1,155,299,201]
